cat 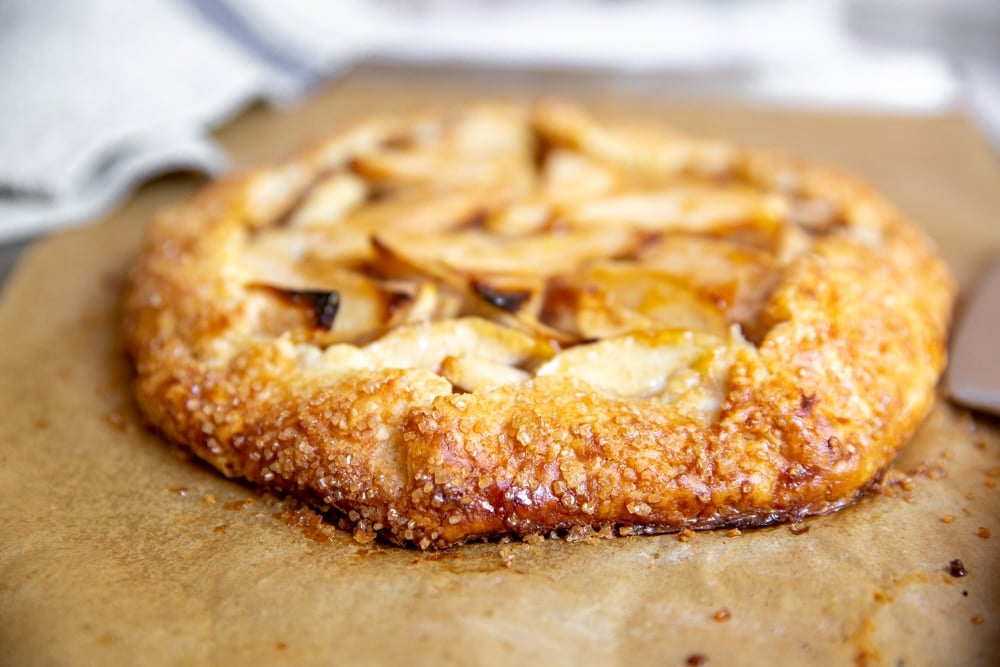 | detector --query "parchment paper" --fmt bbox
[2,66,999,667]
